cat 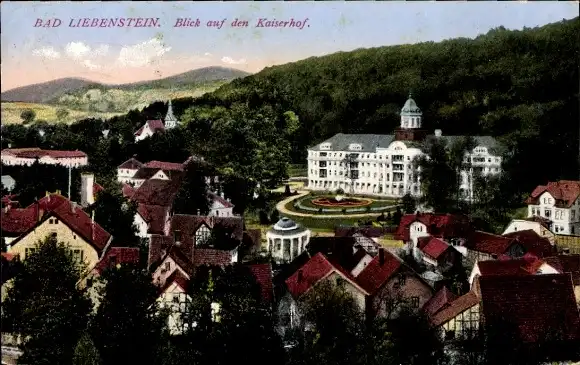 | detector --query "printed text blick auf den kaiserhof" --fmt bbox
[33,17,311,30]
